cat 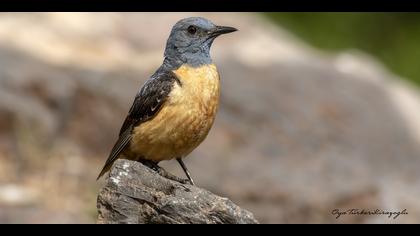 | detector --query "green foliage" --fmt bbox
[264,13,420,85]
